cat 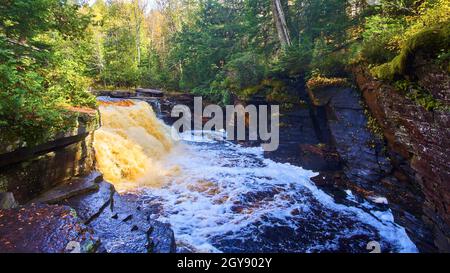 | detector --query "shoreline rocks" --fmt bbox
[0,172,176,253]
[0,204,99,253]
[352,65,450,252]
